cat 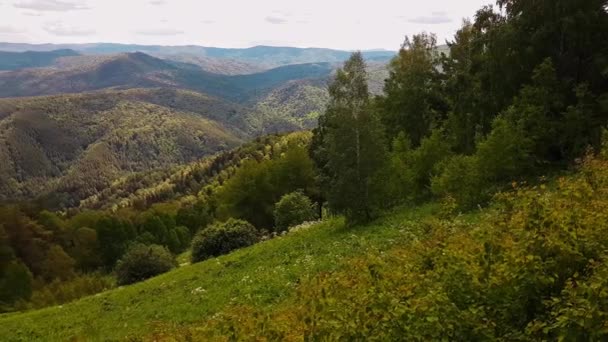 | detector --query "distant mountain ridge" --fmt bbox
[0,49,80,70]
[0,42,396,67]
[0,52,335,101]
